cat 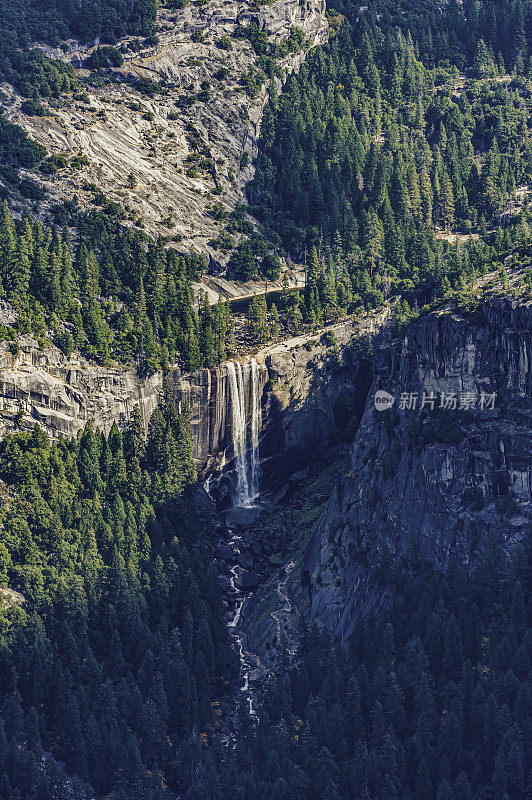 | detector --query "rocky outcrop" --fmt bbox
[4,0,328,261]
[259,310,390,487]
[0,340,163,440]
[300,296,532,638]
